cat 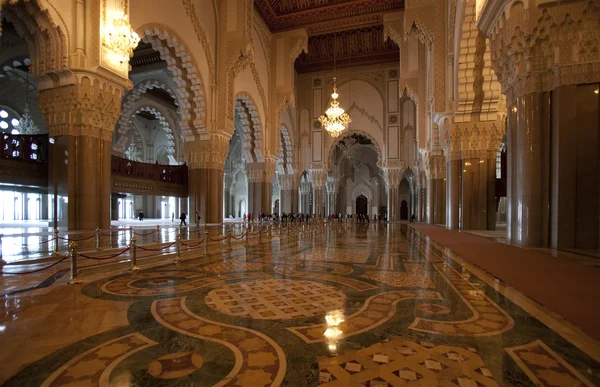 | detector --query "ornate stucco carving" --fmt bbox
[482,0,600,104]
[139,24,207,138]
[38,74,125,141]
[185,135,229,170]
[181,0,215,83]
